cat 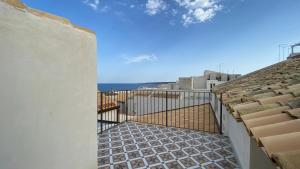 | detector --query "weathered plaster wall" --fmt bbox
[0,1,97,169]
